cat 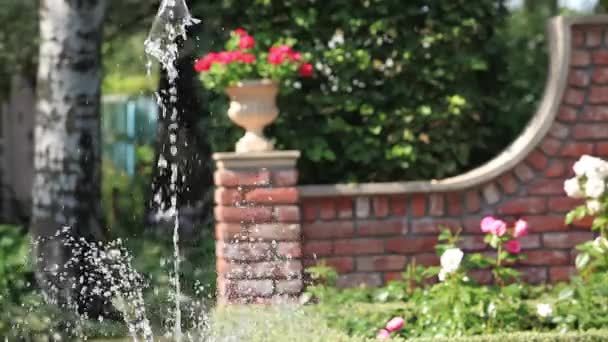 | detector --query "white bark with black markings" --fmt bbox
[32,0,106,310]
